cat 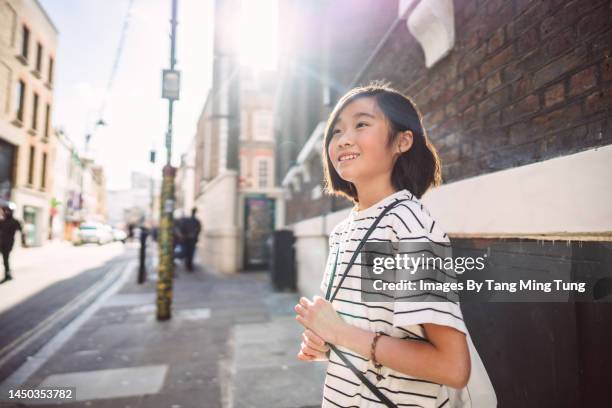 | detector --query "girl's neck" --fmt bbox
[354,179,398,212]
